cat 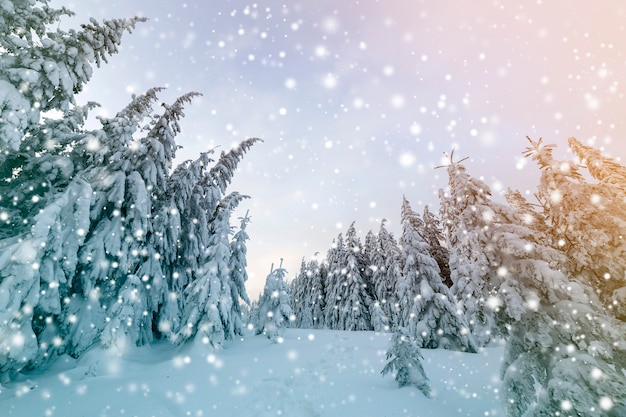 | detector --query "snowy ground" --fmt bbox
[0,329,505,417]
